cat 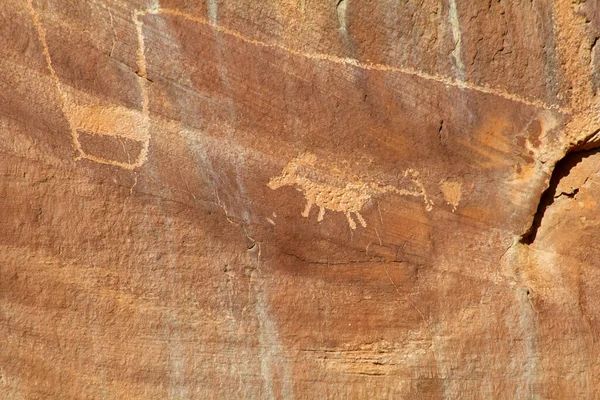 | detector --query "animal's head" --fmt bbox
[268,152,317,190]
